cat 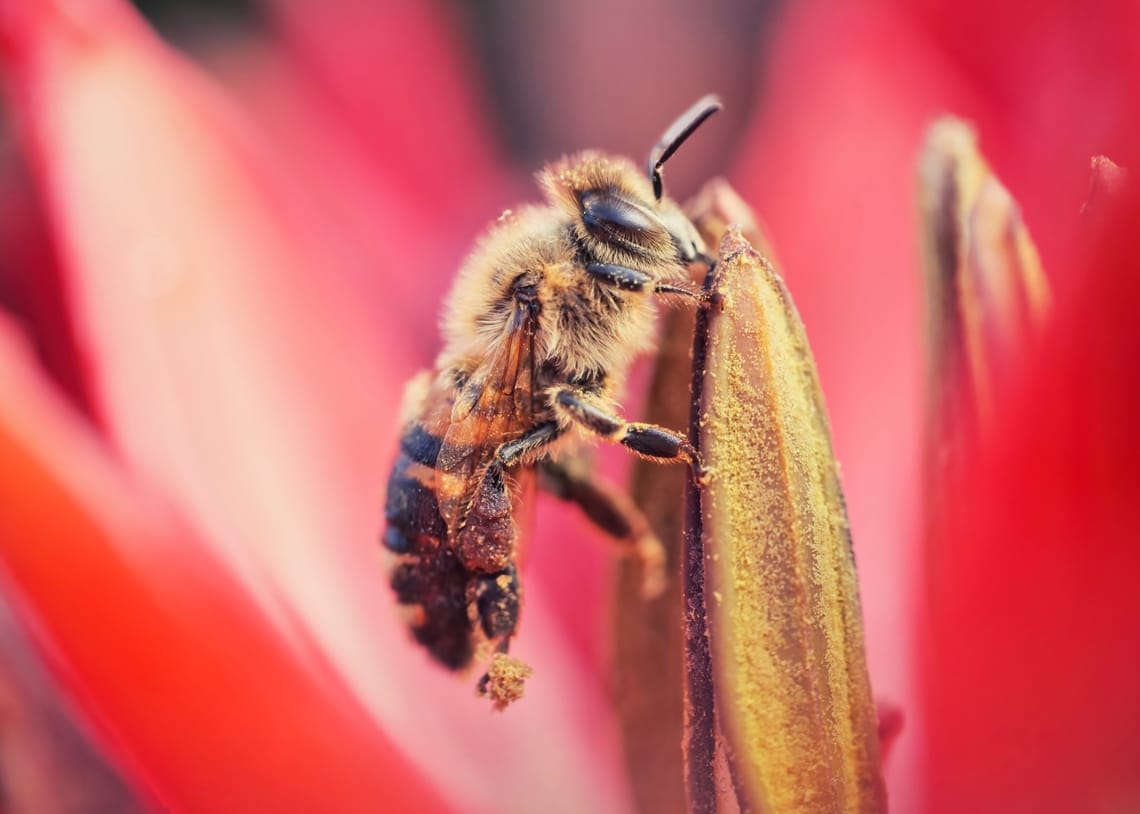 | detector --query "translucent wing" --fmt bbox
[435,299,538,537]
